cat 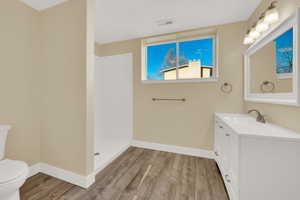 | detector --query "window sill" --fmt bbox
[141,78,218,84]
[276,73,293,79]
